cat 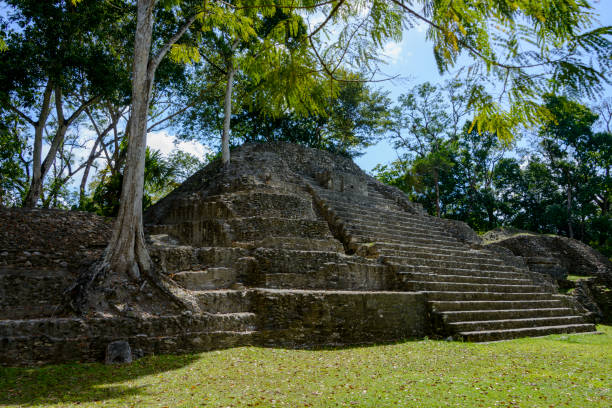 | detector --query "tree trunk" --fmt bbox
[101,0,155,280]
[24,87,98,208]
[434,168,440,218]
[221,66,236,166]
[79,137,102,206]
[23,81,53,208]
[567,184,574,239]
